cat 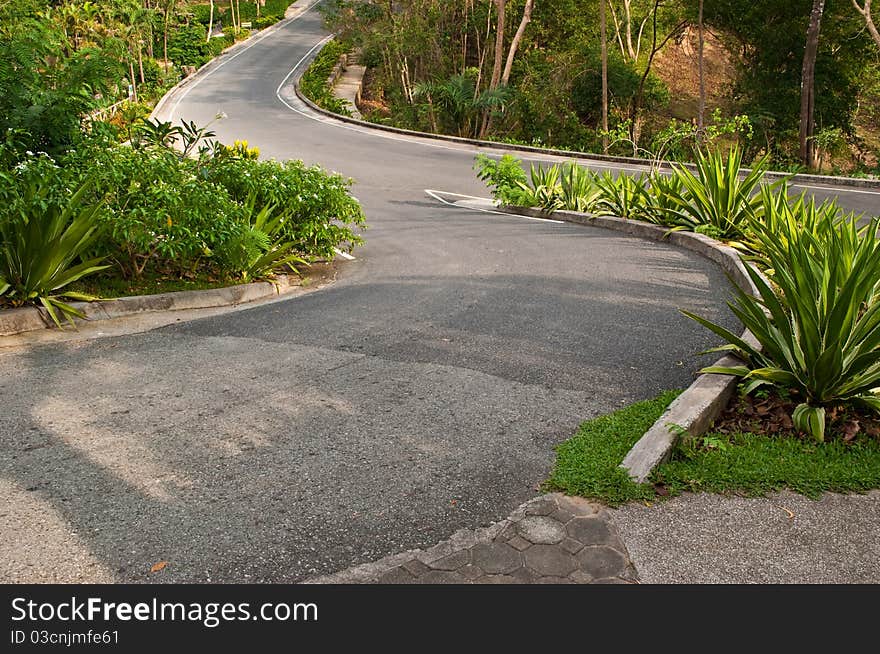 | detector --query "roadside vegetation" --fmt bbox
[479,147,880,462]
[547,392,880,506]
[0,1,366,326]
[322,0,880,176]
